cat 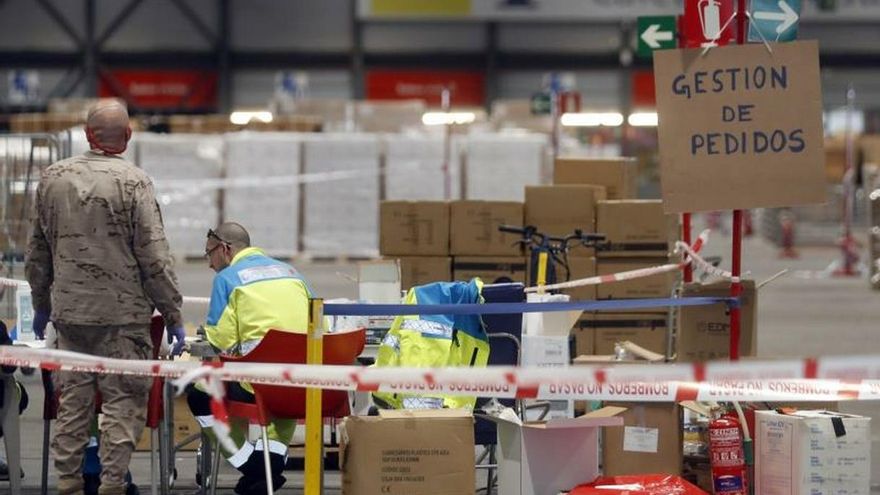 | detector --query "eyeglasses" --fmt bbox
[205,229,230,258]
[204,243,224,259]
